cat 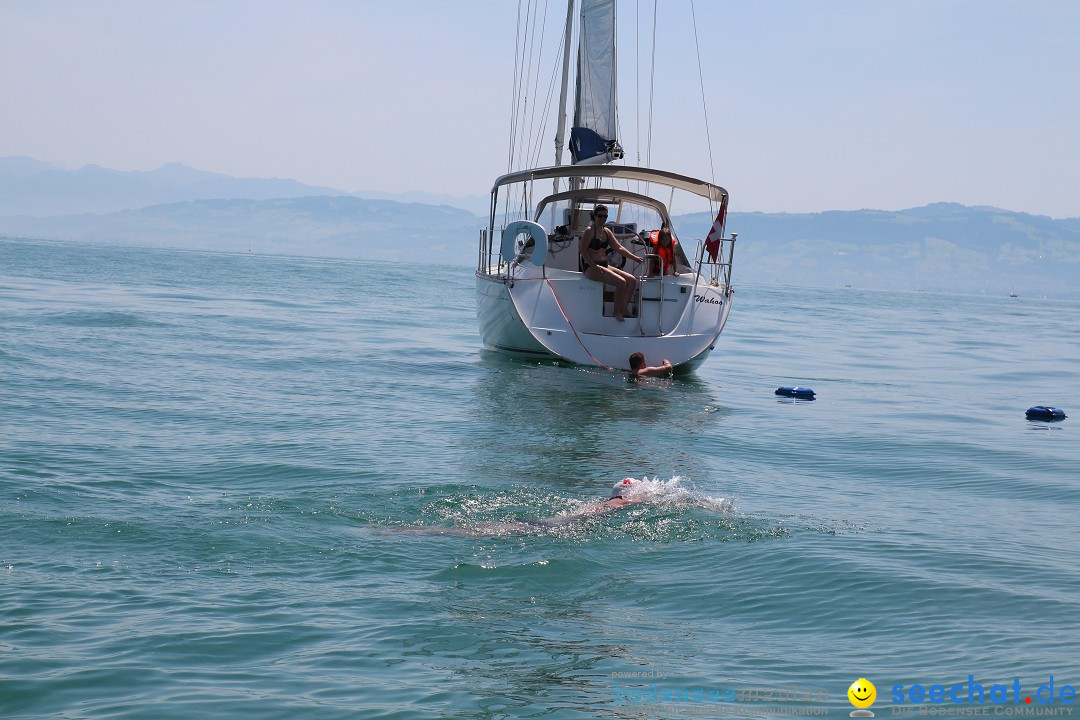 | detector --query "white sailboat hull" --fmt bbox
[476,264,732,371]
[475,272,551,358]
